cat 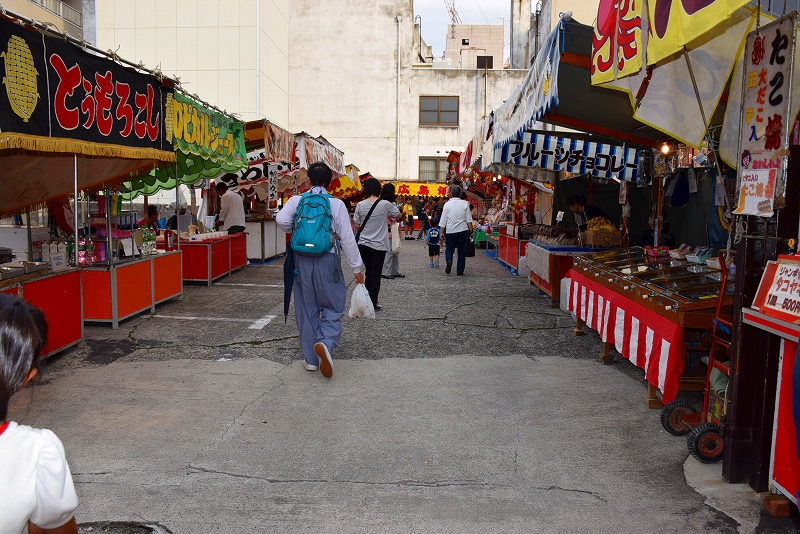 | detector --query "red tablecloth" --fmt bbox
[563,269,685,403]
